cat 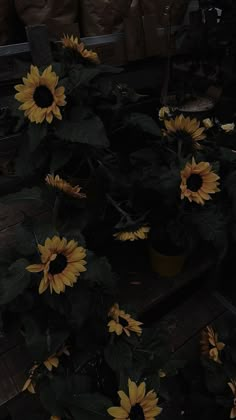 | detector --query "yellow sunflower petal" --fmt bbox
[145,407,162,416]
[118,391,131,413]
[26,264,44,273]
[128,379,138,406]
[107,407,128,418]
[137,382,146,403]
[39,278,49,294]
